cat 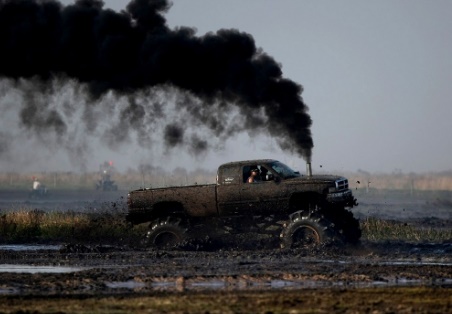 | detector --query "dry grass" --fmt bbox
[0,209,147,244]
[361,217,452,243]
[1,287,451,314]
[2,169,452,191]
[1,209,451,245]
[345,171,452,191]
[0,169,217,191]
